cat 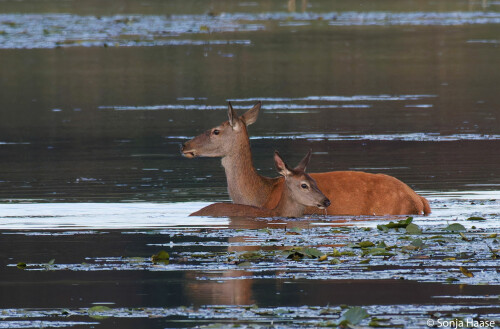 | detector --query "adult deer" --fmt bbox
[191,150,330,217]
[182,102,431,215]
